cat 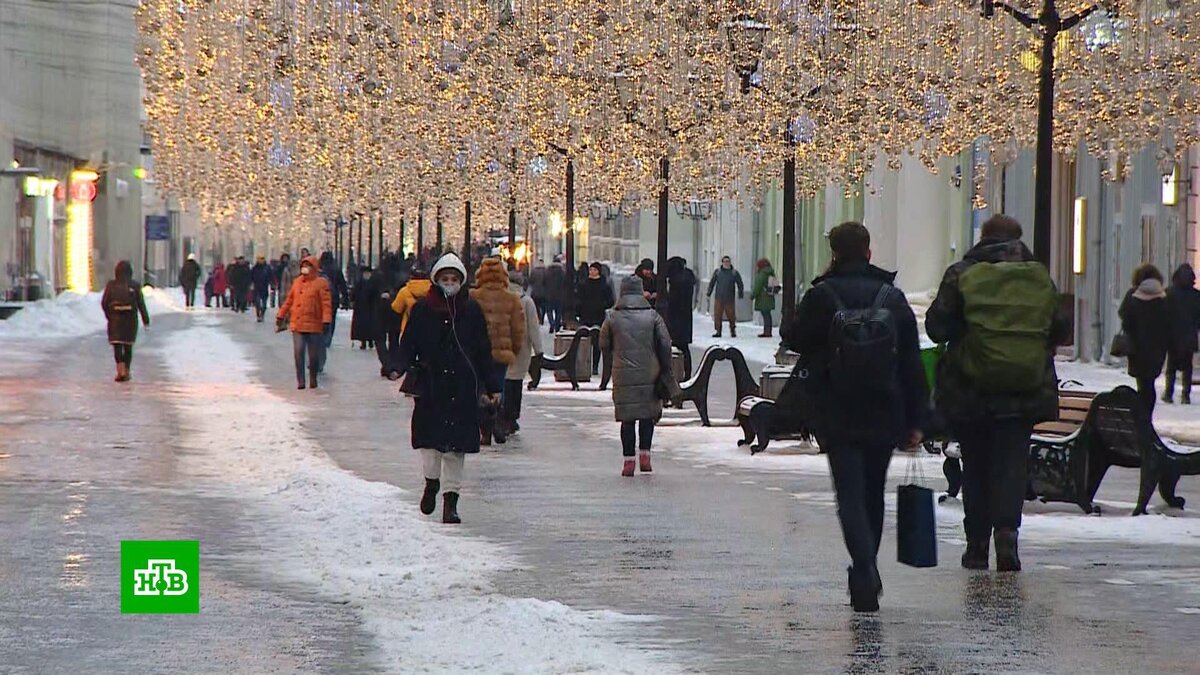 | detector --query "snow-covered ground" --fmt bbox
[156,320,679,674]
